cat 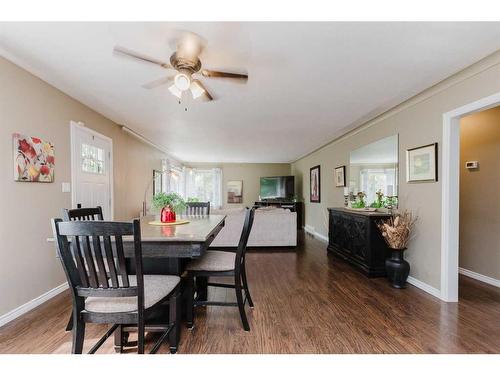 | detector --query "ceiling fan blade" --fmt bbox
[142,76,175,89]
[201,69,248,82]
[190,79,213,101]
[113,46,173,70]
